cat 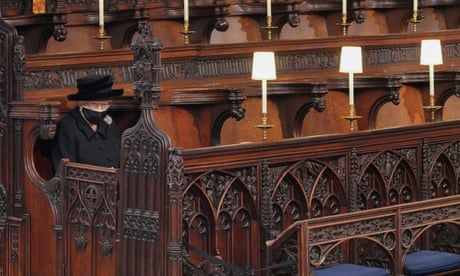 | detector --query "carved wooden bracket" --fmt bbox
[8,101,61,140]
